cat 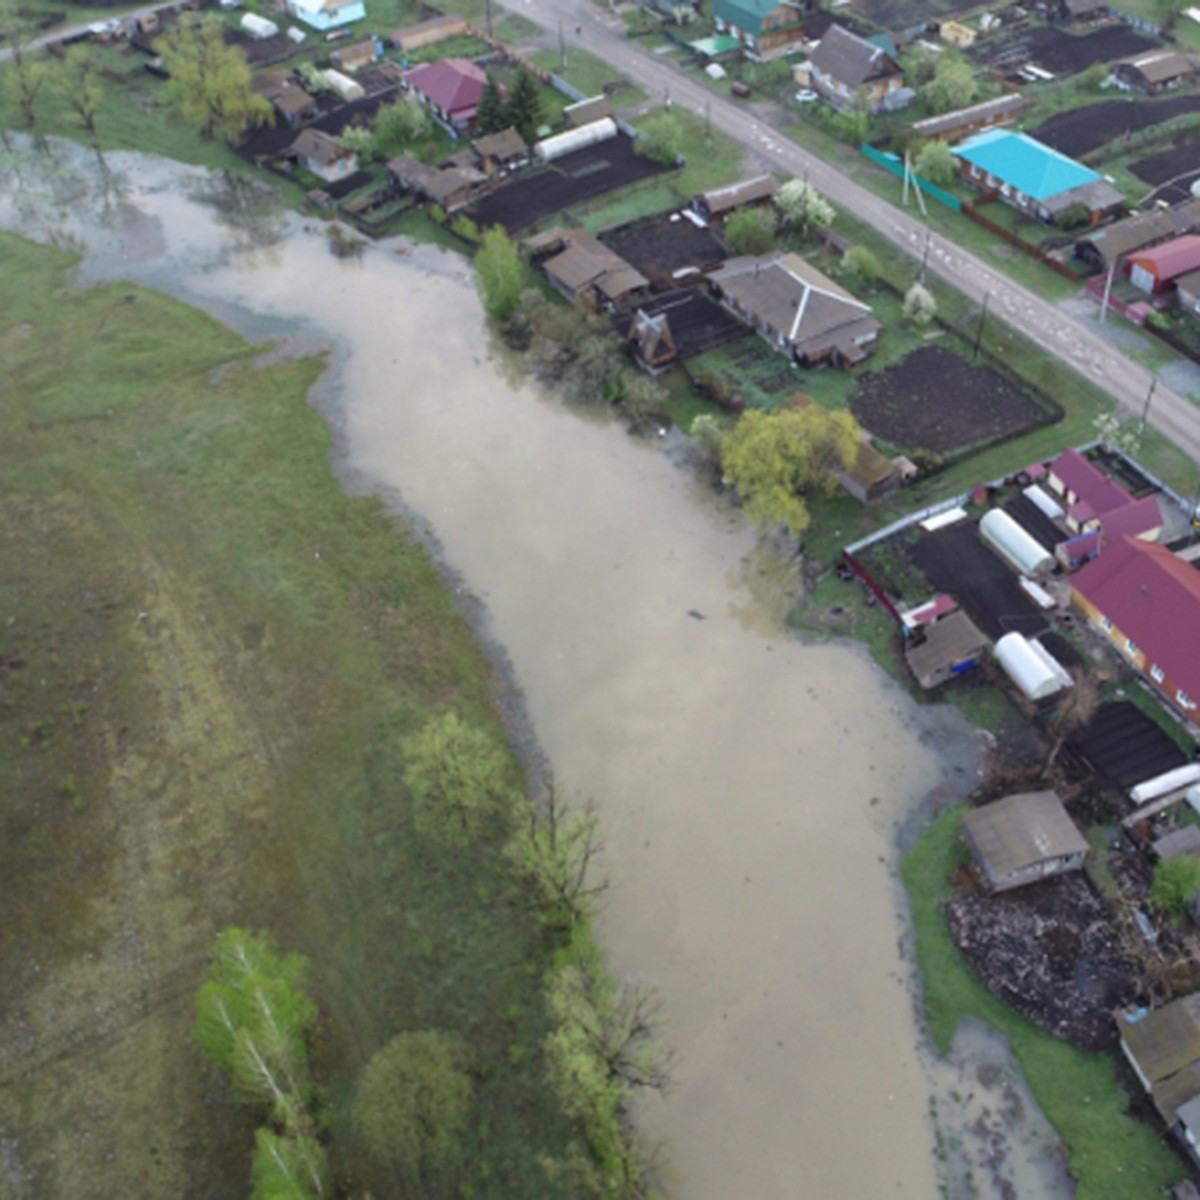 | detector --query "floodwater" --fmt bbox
[0,144,1077,1199]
